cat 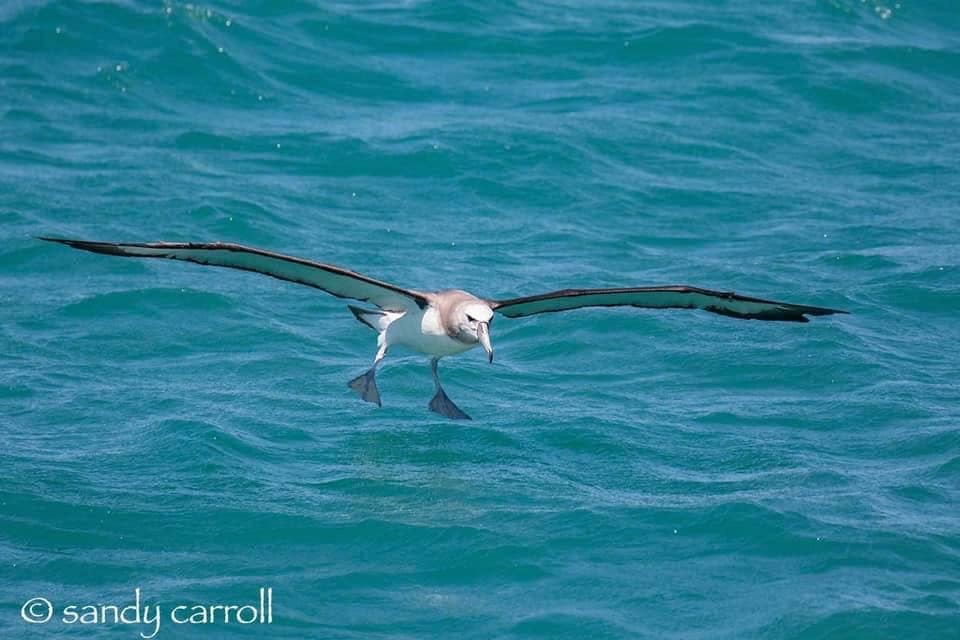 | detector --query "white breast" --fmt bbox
[385,306,477,357]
